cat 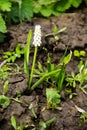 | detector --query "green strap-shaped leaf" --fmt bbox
[11,116,17,129]
[31,69,61,90]
[24,30,32,77]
